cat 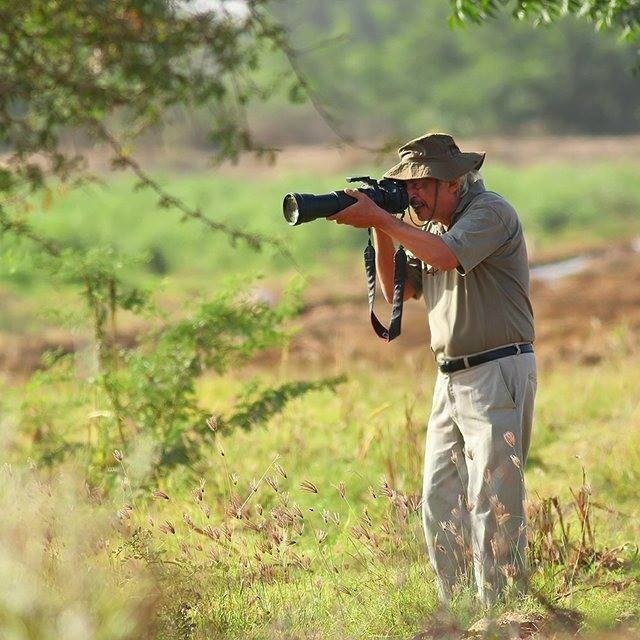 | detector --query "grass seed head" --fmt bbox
[489,496,507,516]
[265,476,279,493]
[152,489,170,500]
[226,494,244,519]
[113,449,124,462]
[299,480,318,494]
[206,415,219,432]
[159,520,176,535]
[117,505,132,520]
[380,478,395,499]
[244,519,262,532]
[278,491,290,506]
[407,493,422,512]
[204,525,219,540]
[182,512,195,528]
[500,563,517,579]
